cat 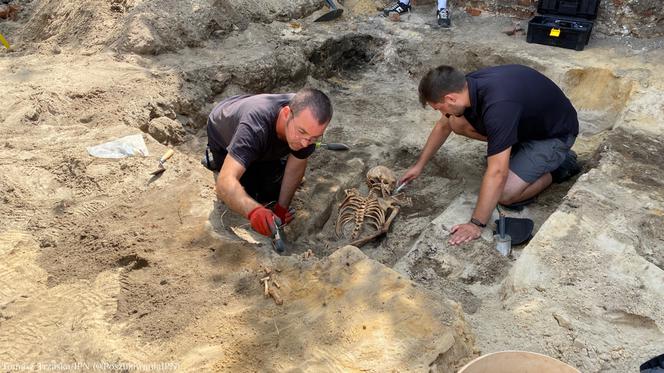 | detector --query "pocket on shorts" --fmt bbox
[548,139,569,170]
